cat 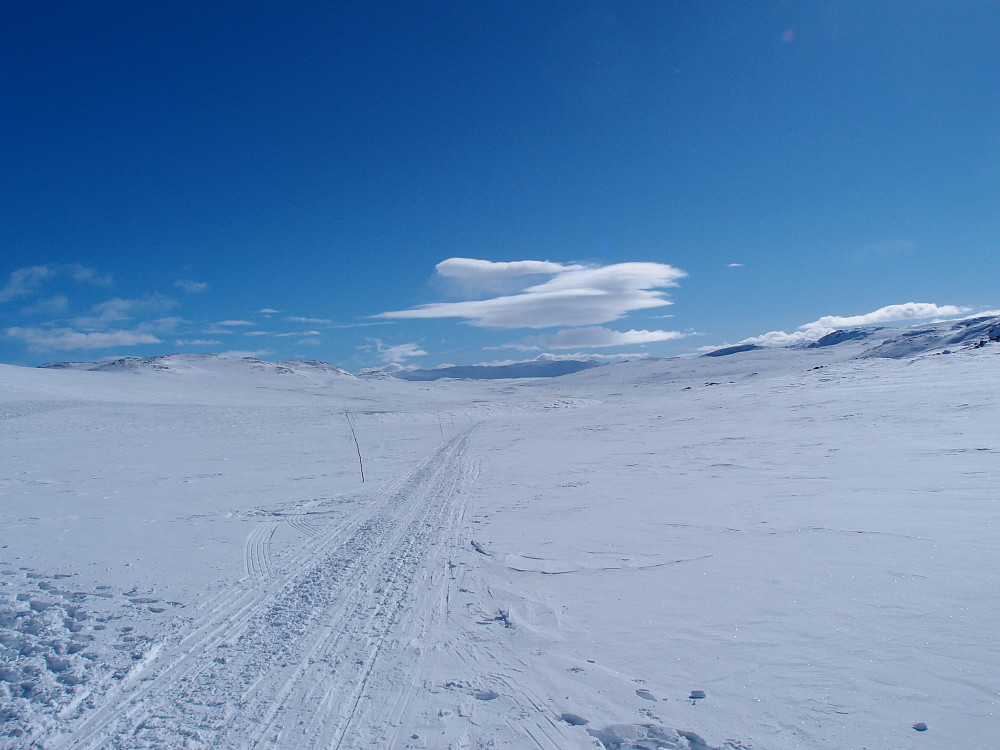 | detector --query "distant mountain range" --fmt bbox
[39,353,355,379]
[38,315,1000,380]
[390,358,602,381]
